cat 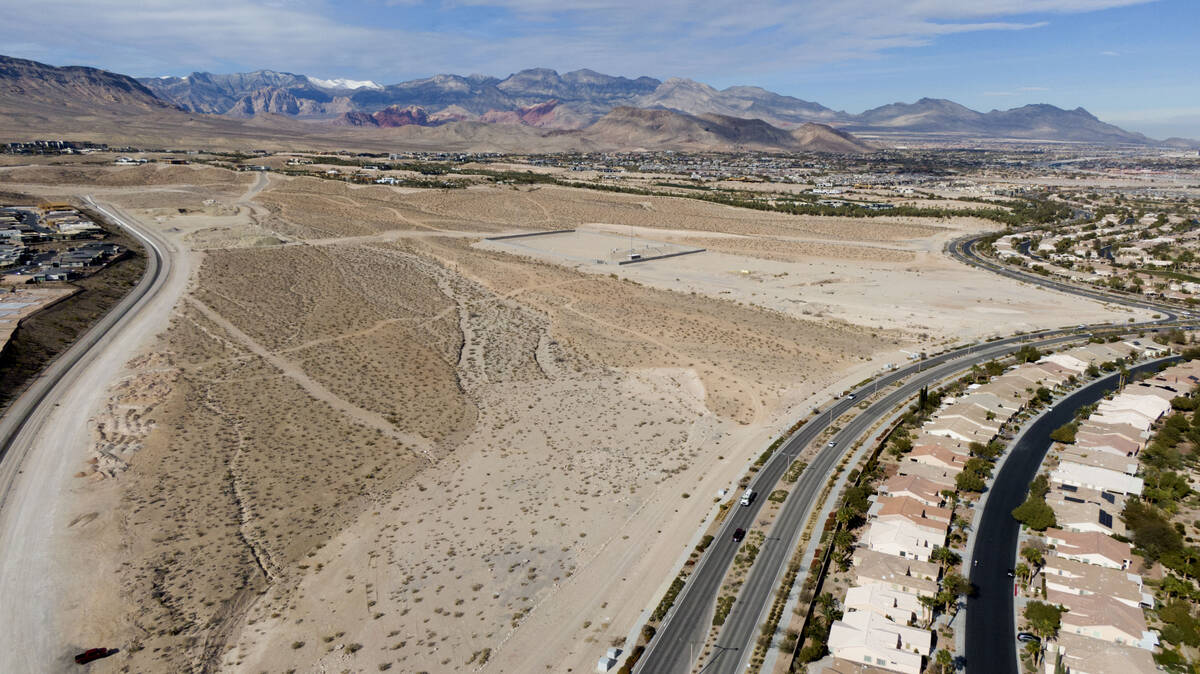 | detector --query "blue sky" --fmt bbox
[2,0,1196,137]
